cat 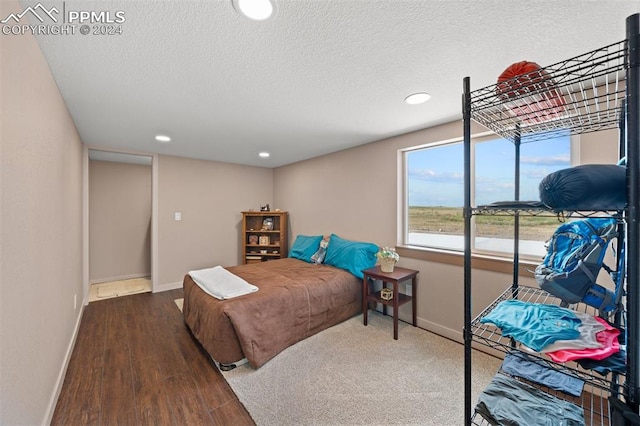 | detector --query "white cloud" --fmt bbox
[521,155,570,166]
